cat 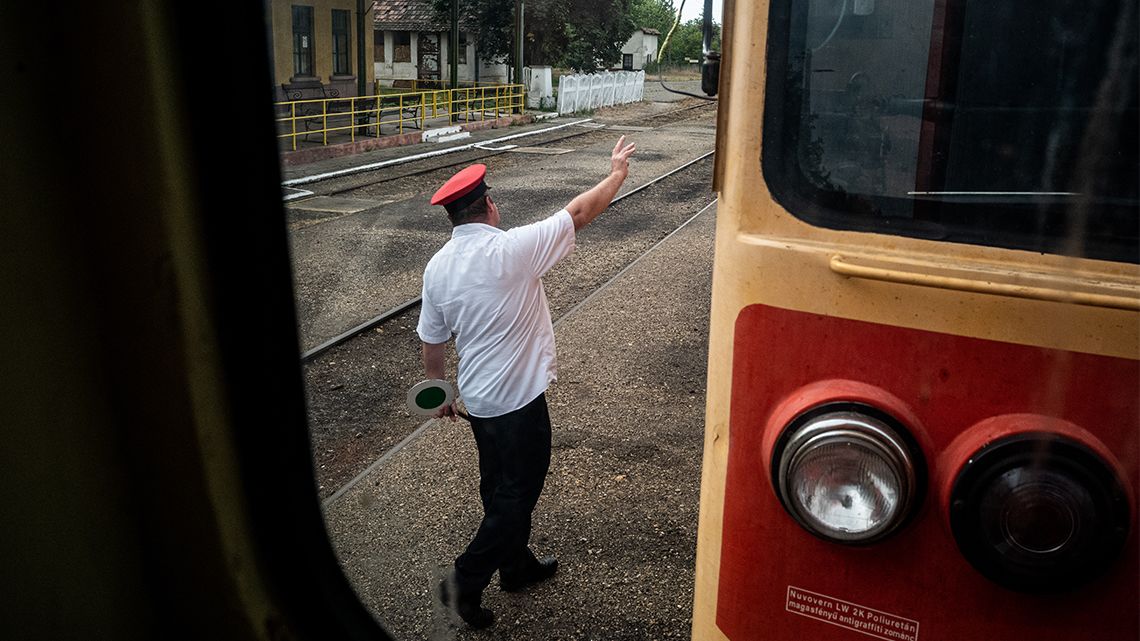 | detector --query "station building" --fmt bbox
[620,27,660,70]
[267,0,376,101]
[372,0,509,87]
